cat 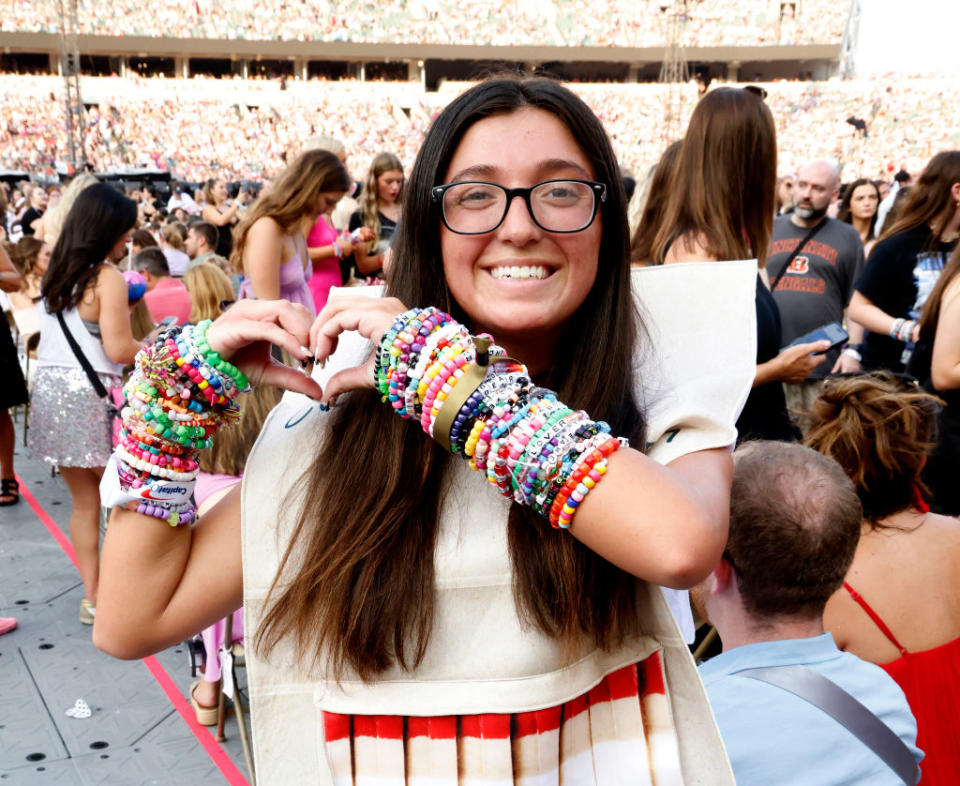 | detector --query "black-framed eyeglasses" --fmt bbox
[744,85,768,100]
[431,179,607,235]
